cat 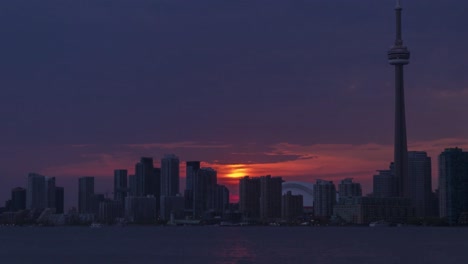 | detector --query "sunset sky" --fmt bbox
[1,0,467,207]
